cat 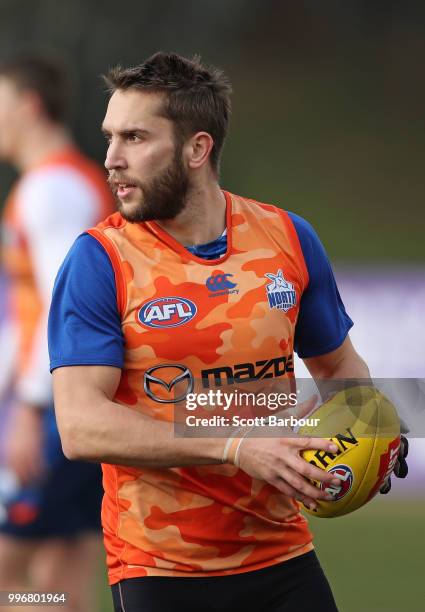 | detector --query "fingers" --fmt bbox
[288,437,339,454]
[400,435,409,459]
[276,438,341,502]
[268,476,318,510]
[289,455,342,485]
[274,466,337,504]
[380,476,392,494]
[394,457,408,478]
[237,436,343,510]
[393,435,408,478]
[380,436,409,492]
